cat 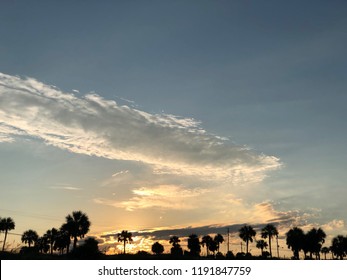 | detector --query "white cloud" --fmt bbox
[49,186,83,191]
[112,170,130,177]
[0,72,280,183]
